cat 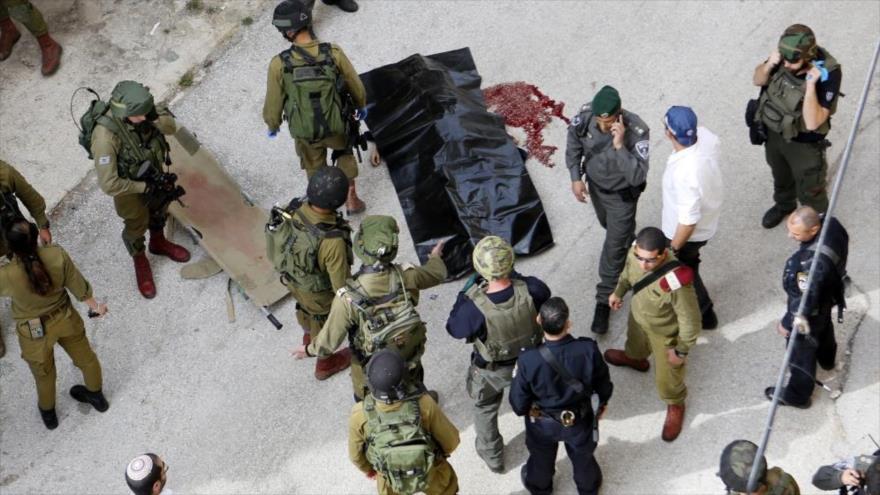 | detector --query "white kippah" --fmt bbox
[126,455,154,481]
